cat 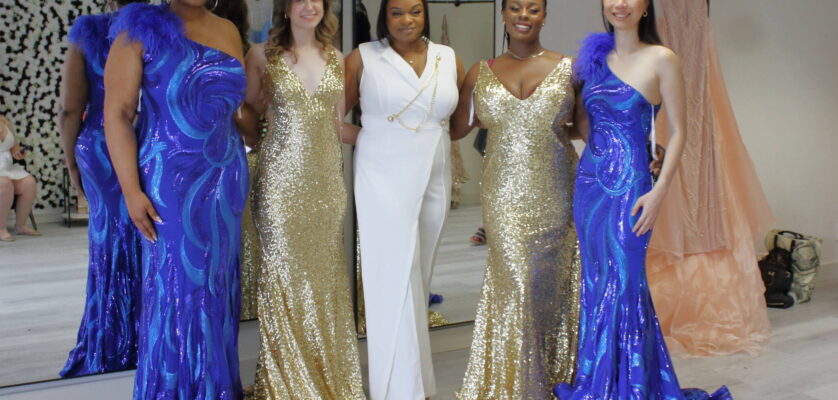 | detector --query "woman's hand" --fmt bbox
[68,164,84,196]
[125,190,162,242]
[631,186,666,236]
[341,122,360,145]
[11,145,25,160]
